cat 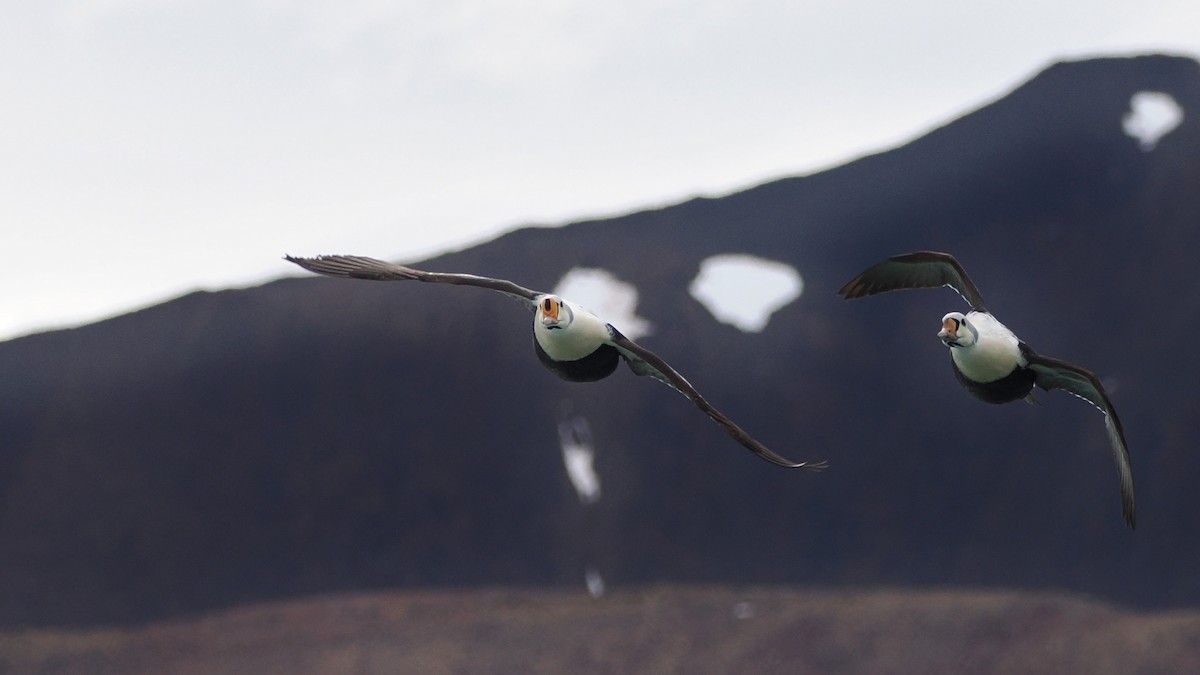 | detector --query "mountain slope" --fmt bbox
[1,54,1198,627]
